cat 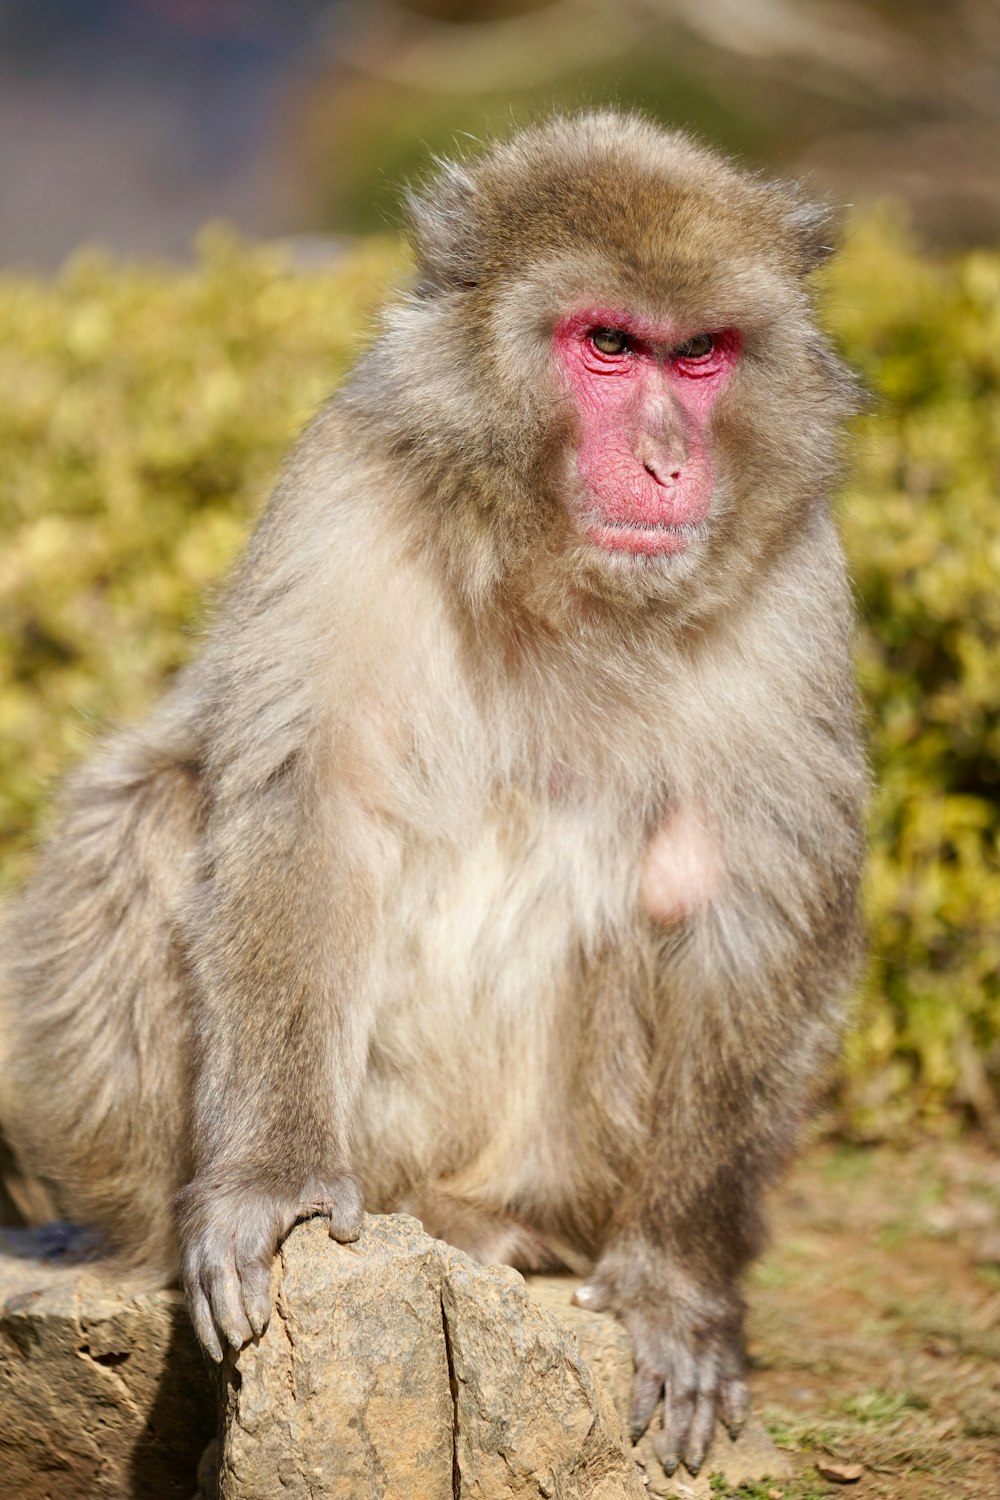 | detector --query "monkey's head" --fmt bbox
[362,113,857,624]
